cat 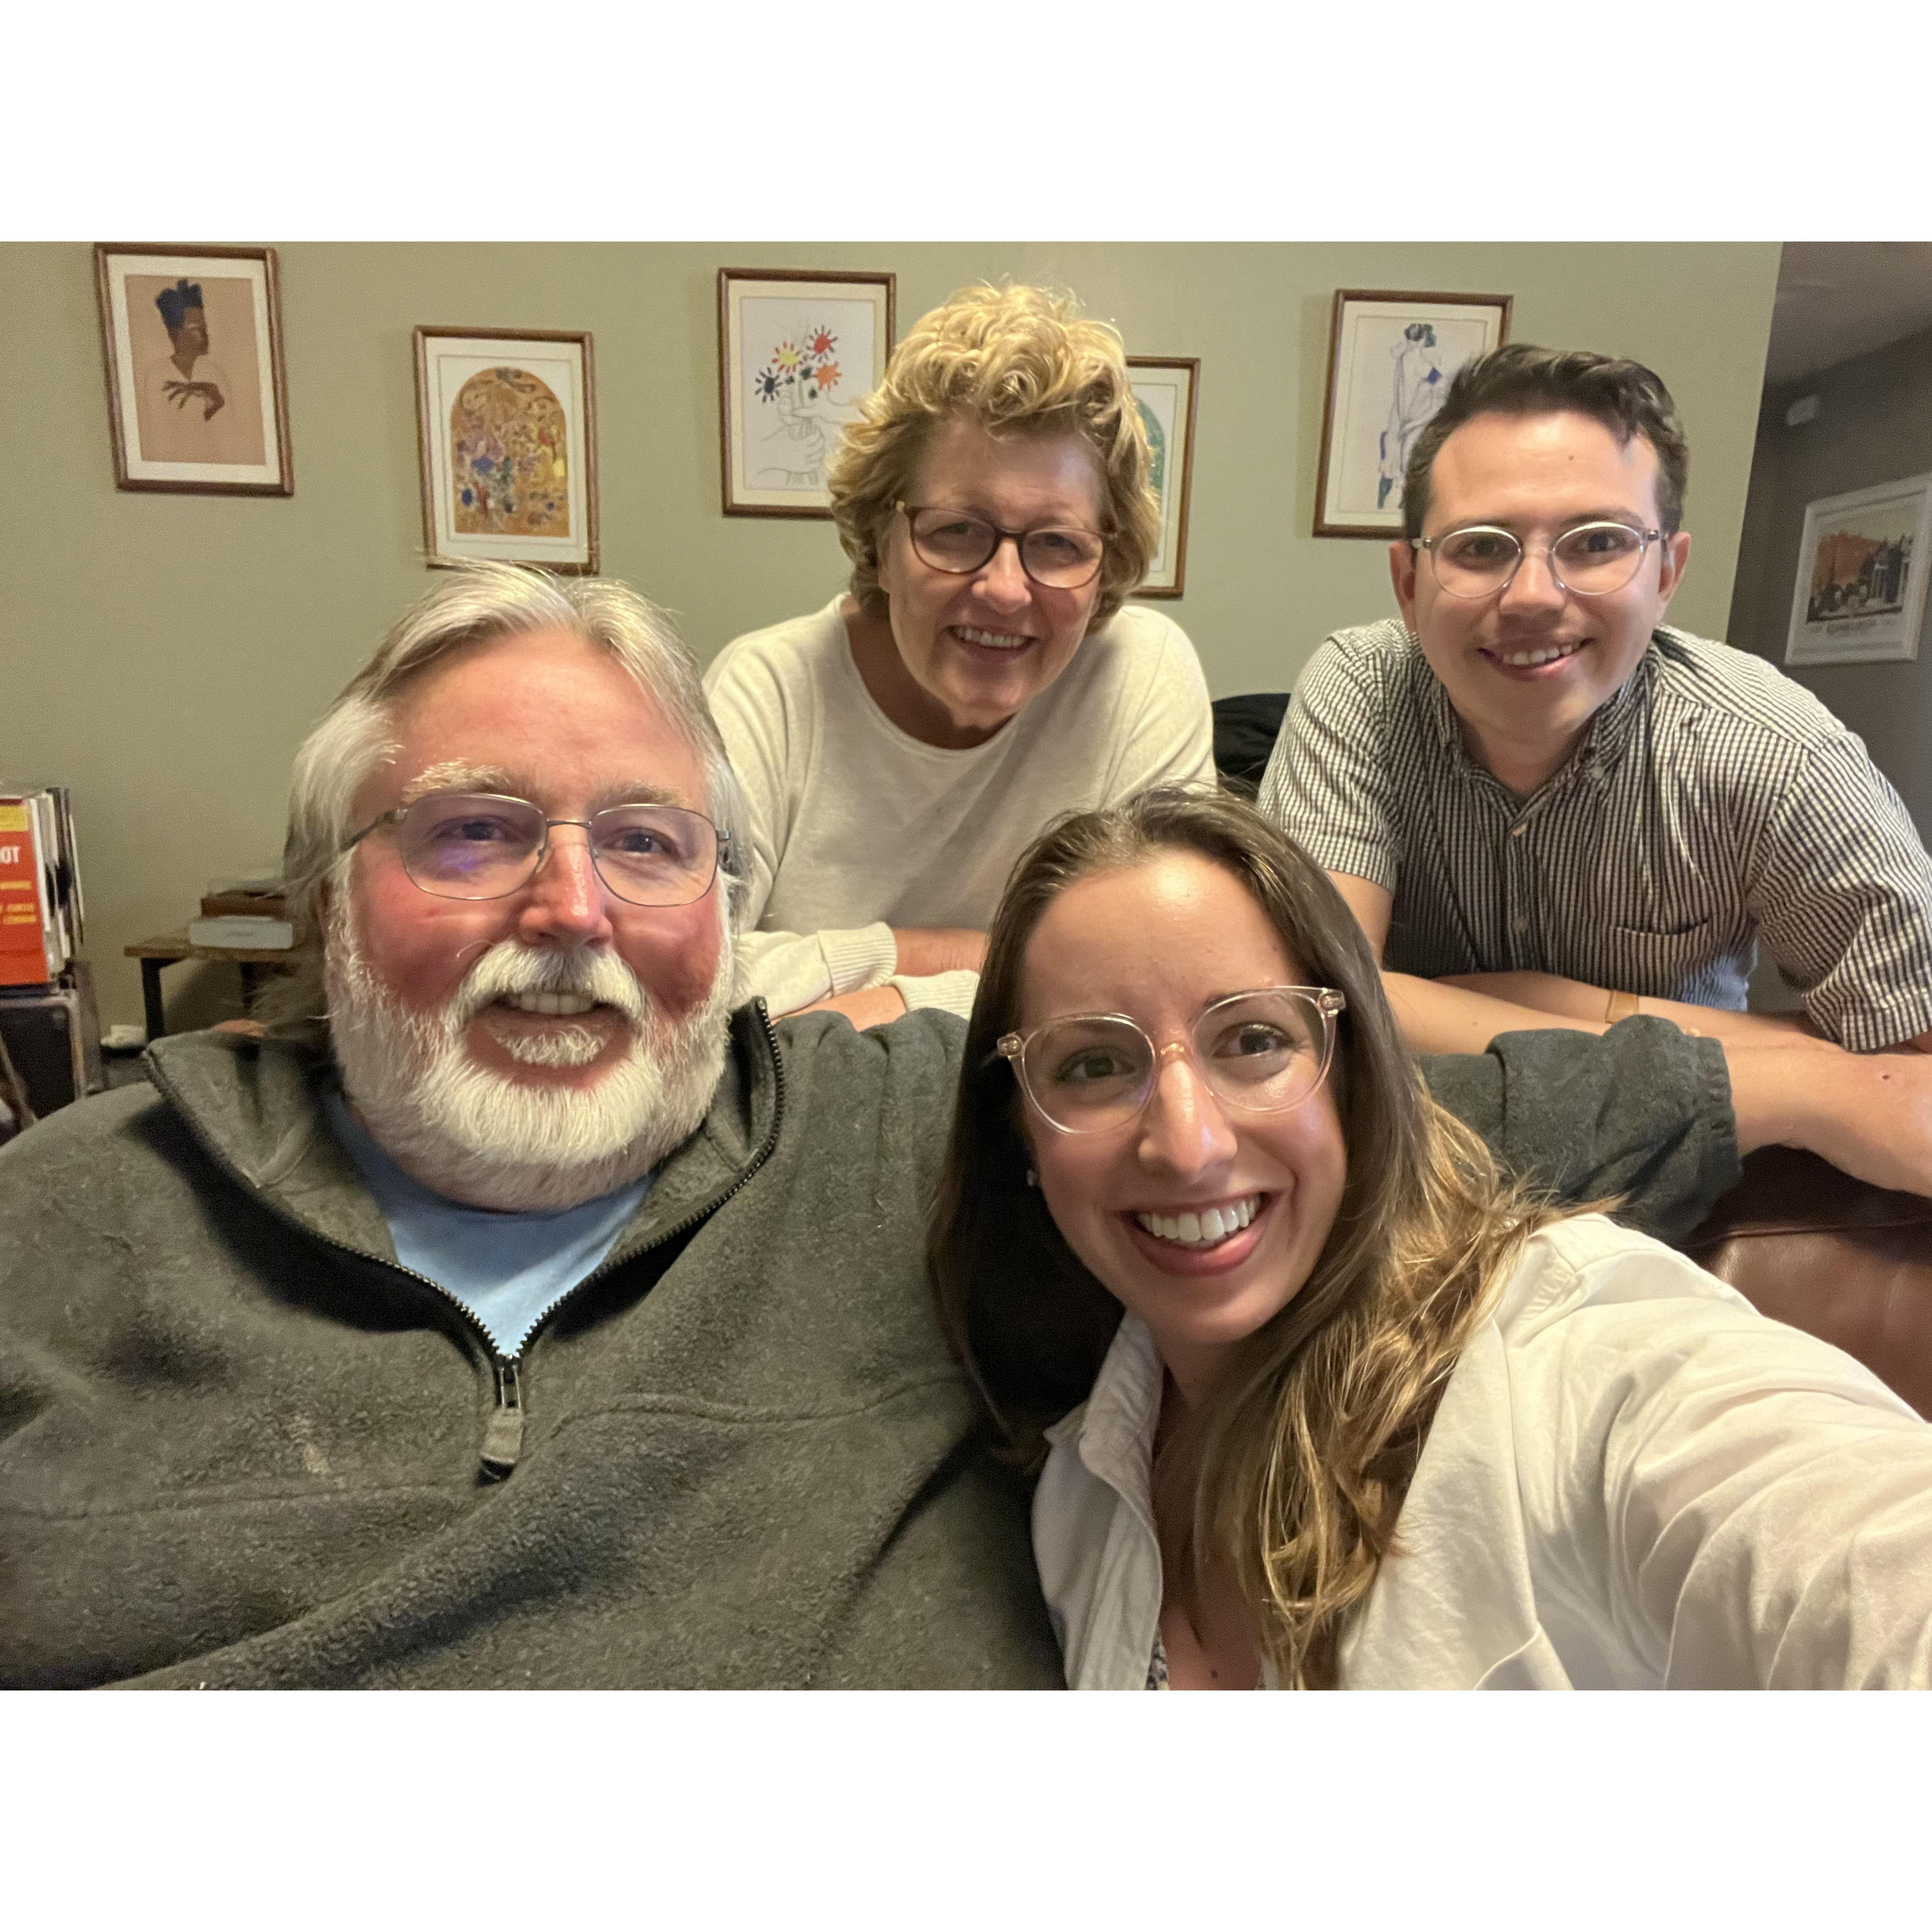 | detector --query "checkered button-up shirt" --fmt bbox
[1258,619,1932,1053]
